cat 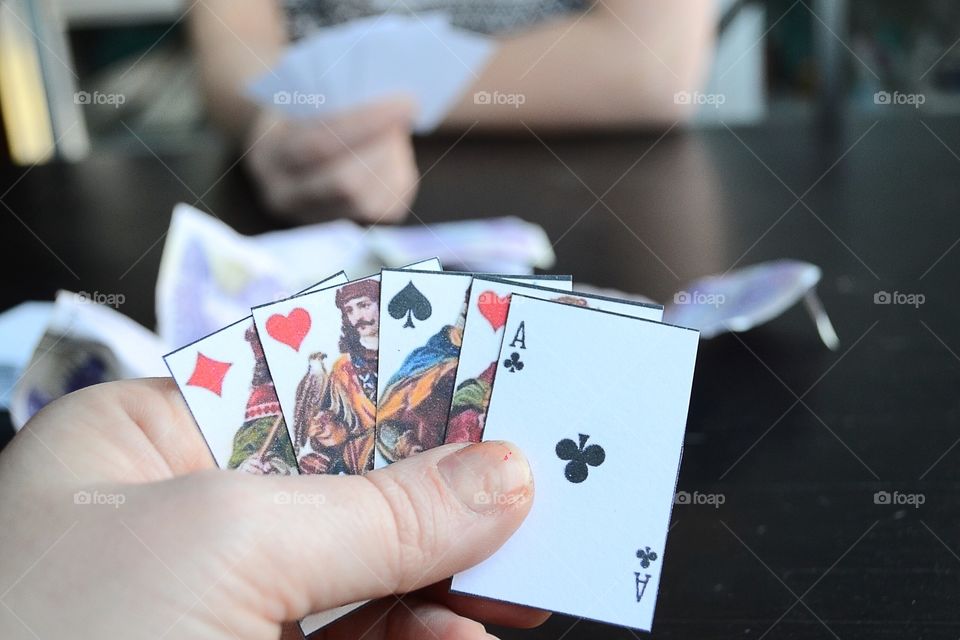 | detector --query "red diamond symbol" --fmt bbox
[186,353,232,396]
